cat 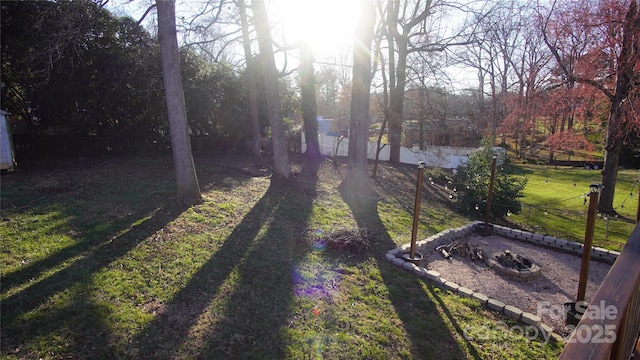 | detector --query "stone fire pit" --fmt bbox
[488,250,541,281]
[385,221,618,341]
